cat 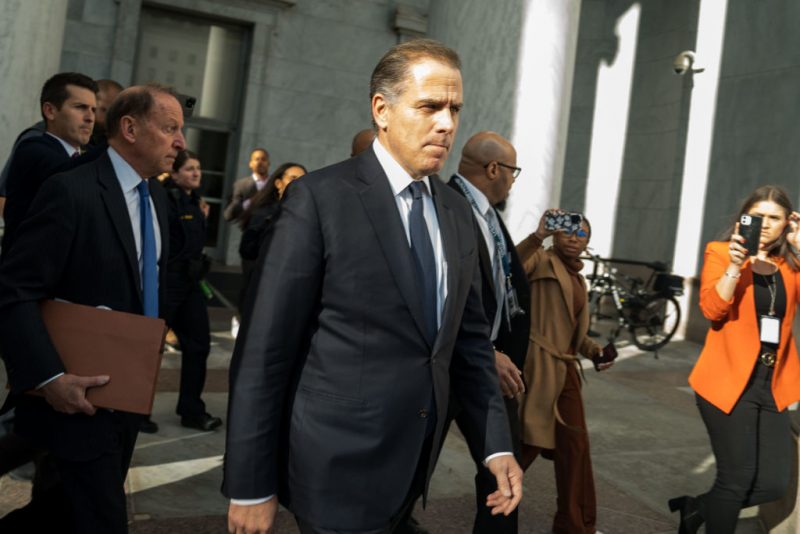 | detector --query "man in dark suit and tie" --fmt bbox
[0,84,186,533]
[223,147,270,223]
[224,39,523,534]
[447,131,531,534]
[1,72,99,253]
